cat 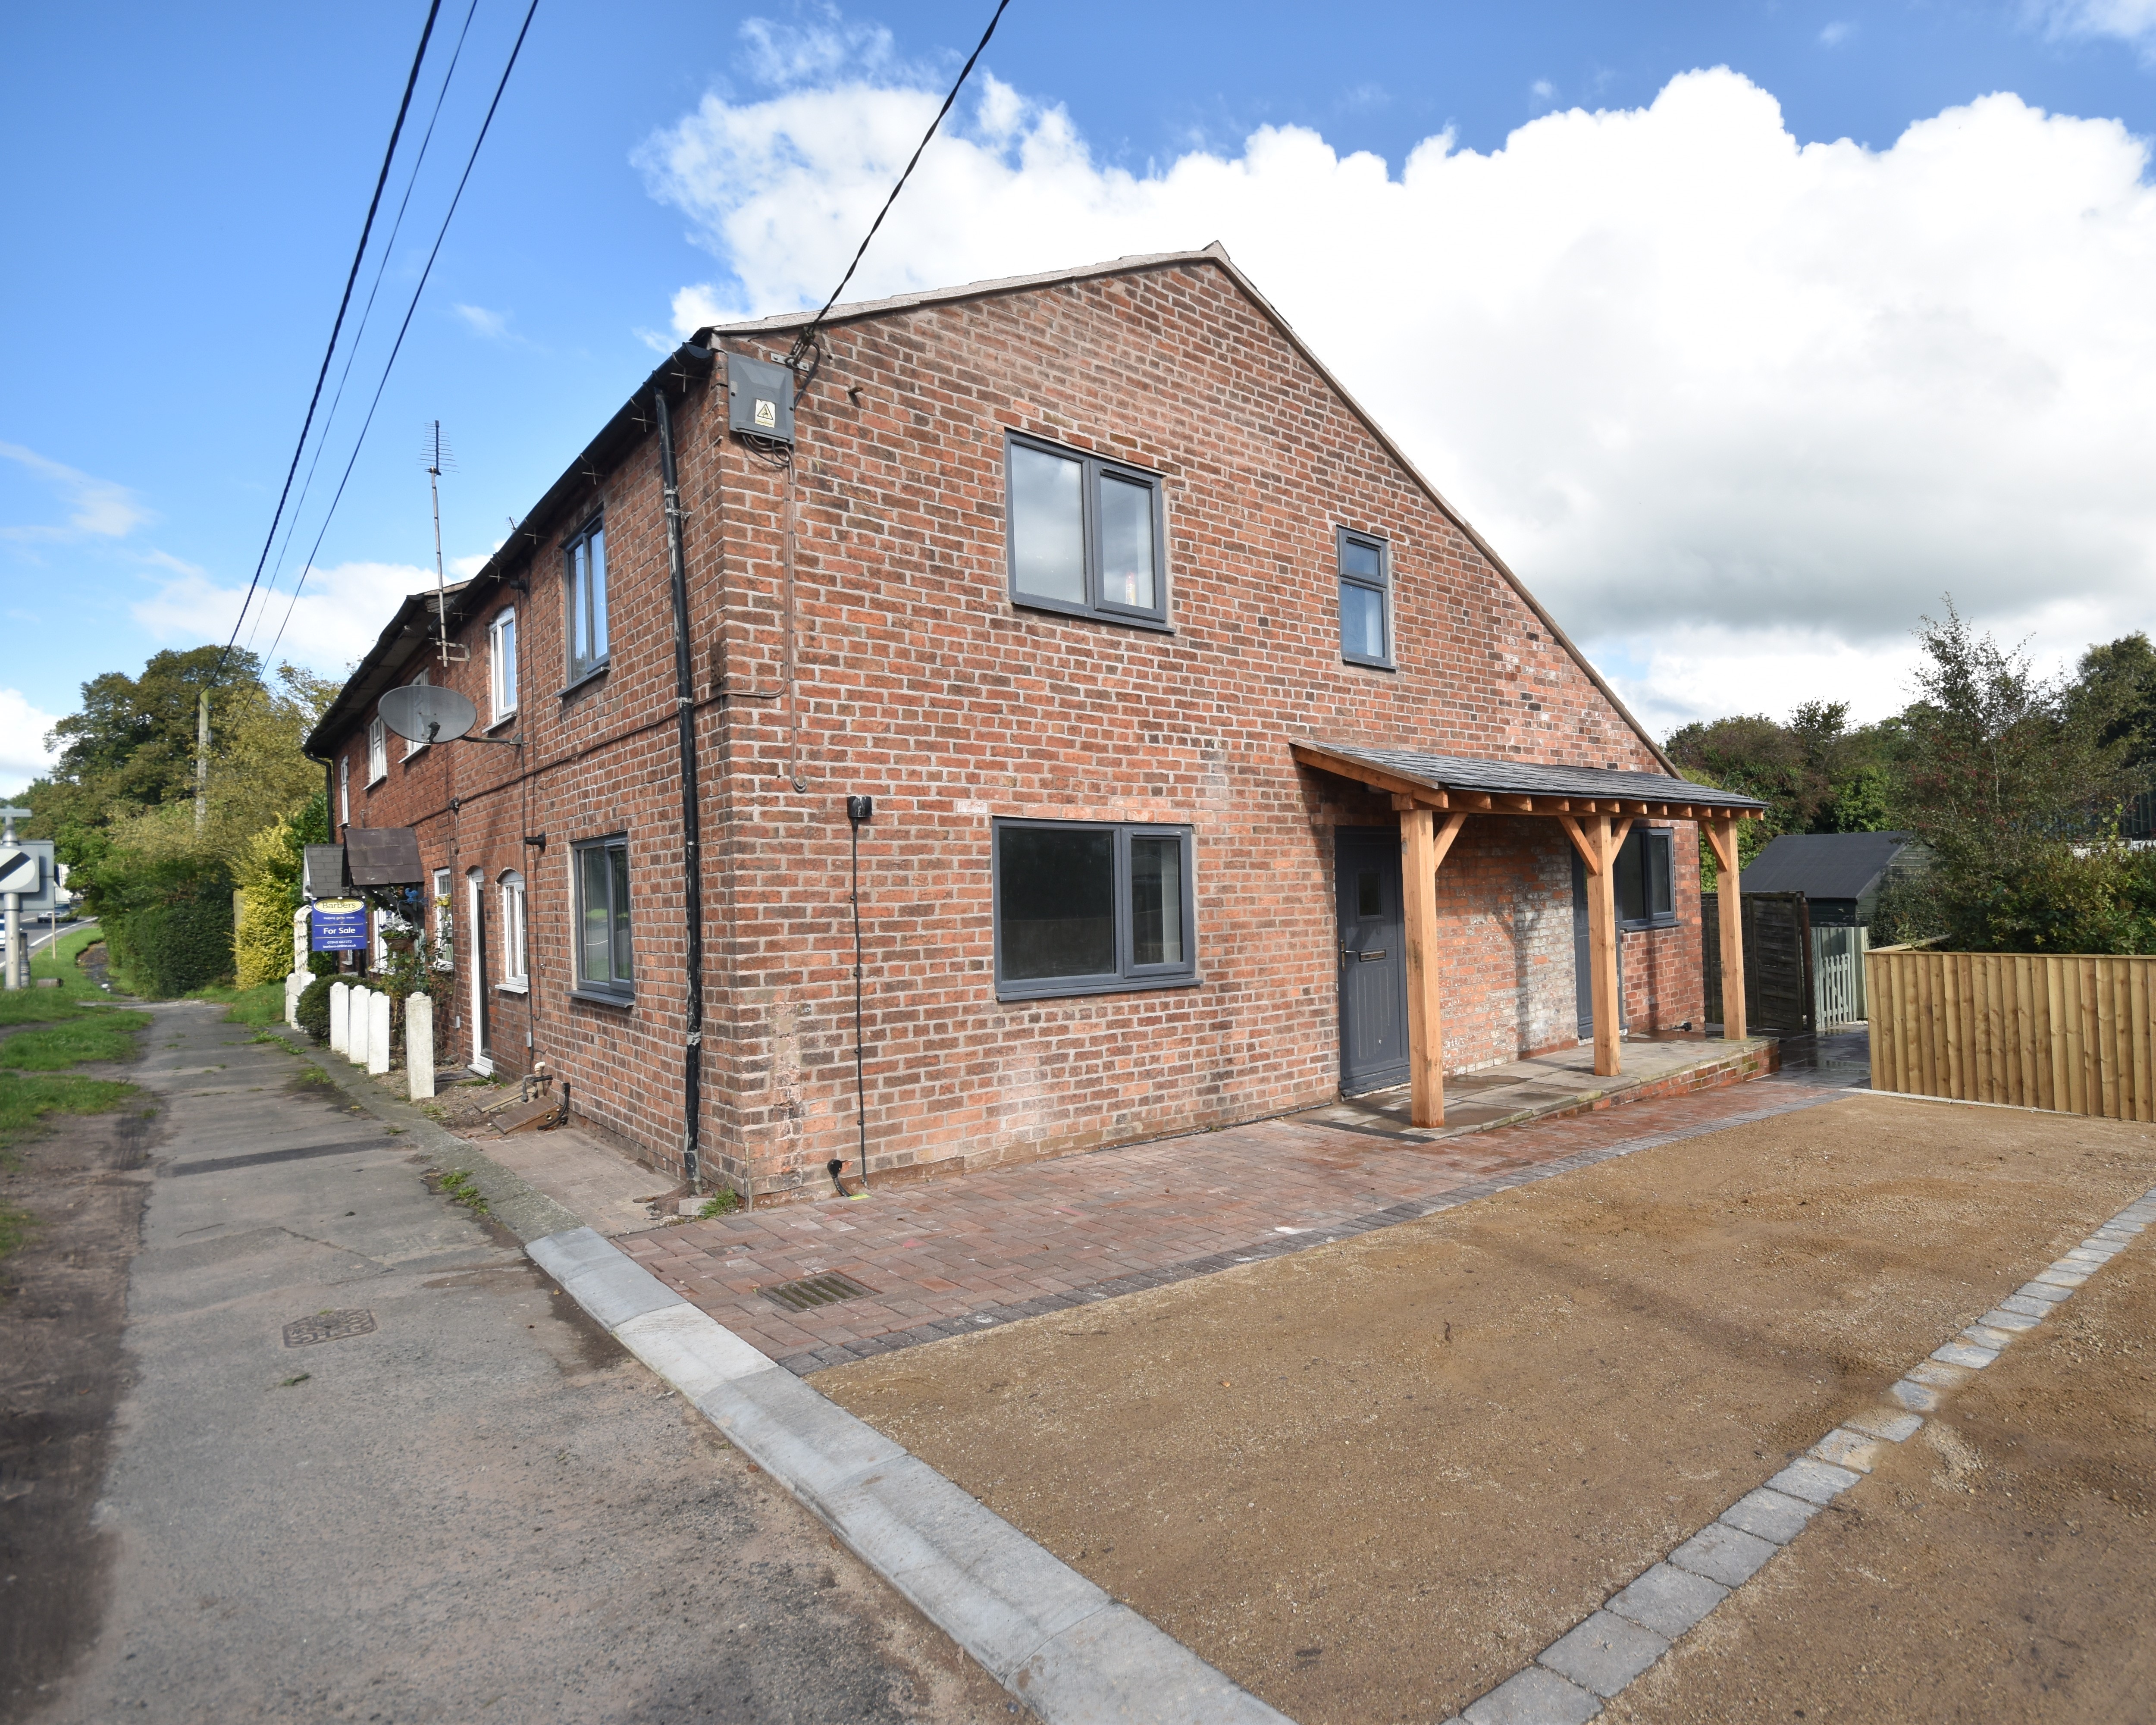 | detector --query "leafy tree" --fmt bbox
[1896,603,2149,952]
